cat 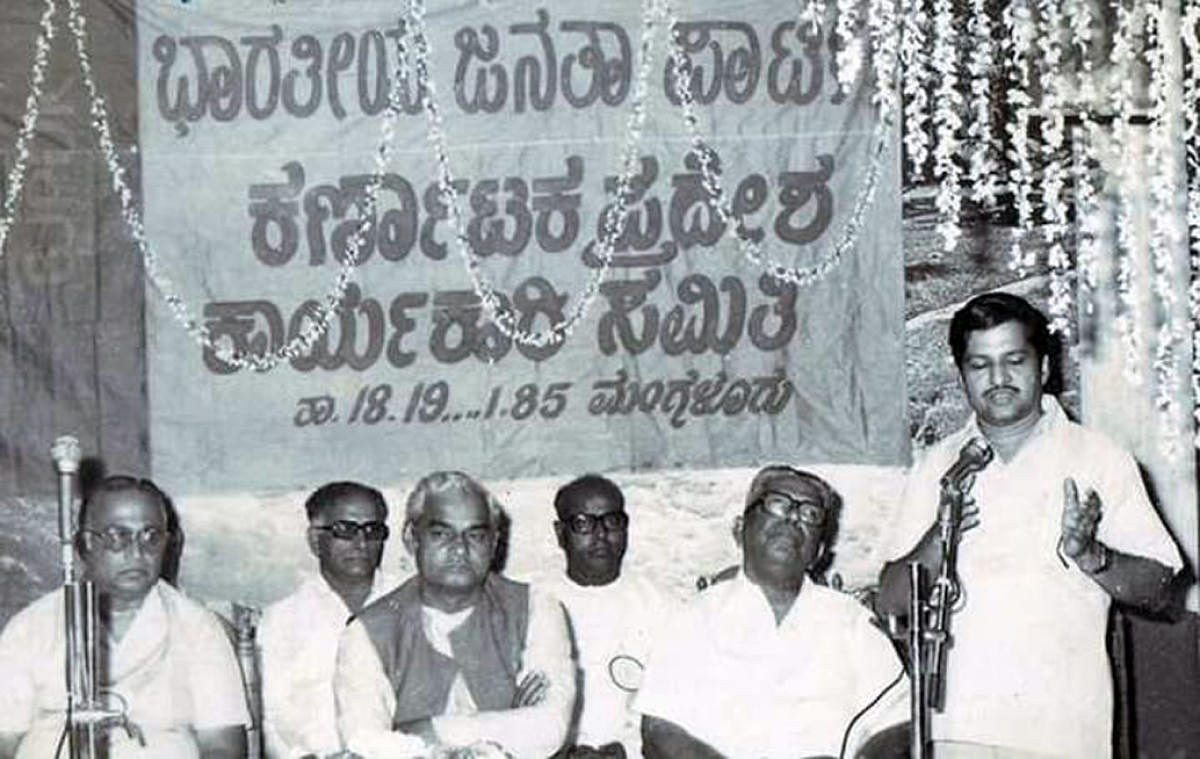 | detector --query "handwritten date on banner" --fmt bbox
[201,272,798,374]
[152,12,842,130]
[293,370,793,430]
[247,153,835,269]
